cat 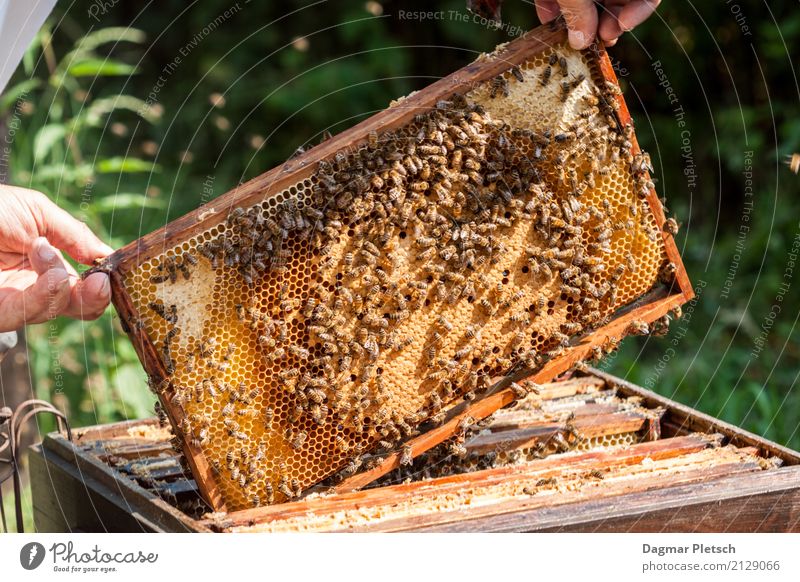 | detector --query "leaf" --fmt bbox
[94,194,165,213]
[29,163,95,184]
[33,124,66,160]
[0,79,41,114]
[96,157,160,174]
[23,26,50,75]
[75,27,147,52]
[113,363,155,418]
[67,59,138,78]
[76,94,161,127]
